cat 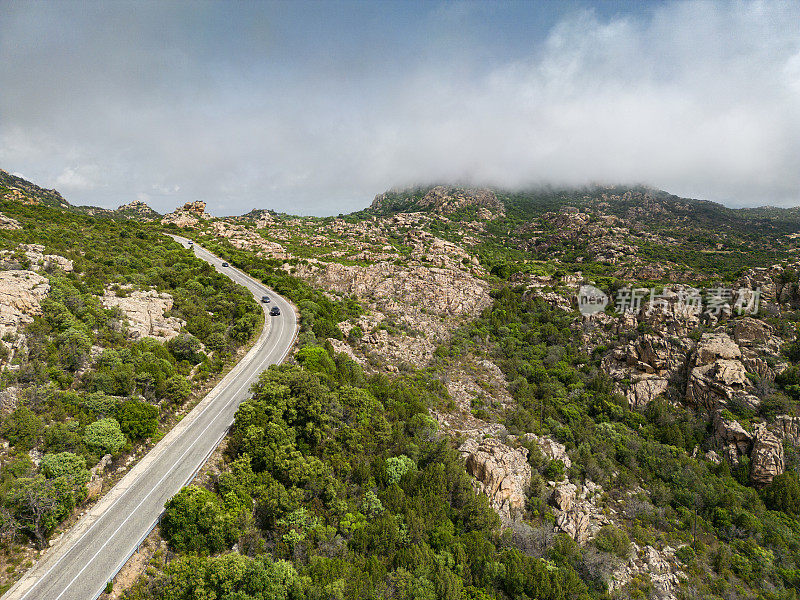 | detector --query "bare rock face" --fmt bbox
[101,288,185,341]
[774,415,800,446]
[0,270,50,365]
[85,476,103,501]
[734,317,773,346]
[21,244,73,272]
[695,332,741,364]
[0,270,49,325]
[750,423,784,486]
[551,481,577,511]
[686,332,758,412]
[598,289,703,407]
[712,411,753,463]
[610,544,685,600]
[209,221,288,258]
[294,250,491,367]
[0,213,21,230]
[459,437,531,524]
[553,480,610,543]
[161,200,209,228]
